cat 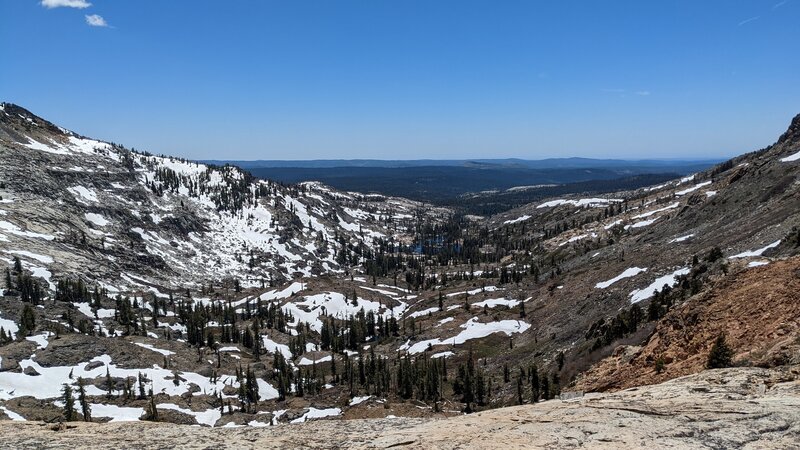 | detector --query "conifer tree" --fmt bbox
[3,268,11,290]
[530,364,540,403]
[551,372,561,398]
[105,367,114,399]
[245,365,259,410]
[77,377,91,422]
[540,375,550,401]
[707,334,734,369]
[138,372,147,399]
[62,384,75,421]
[144,389,158,421]
[18,304,36,337]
